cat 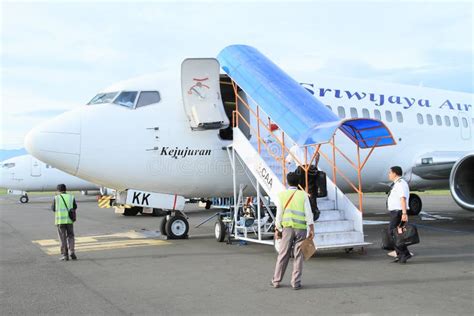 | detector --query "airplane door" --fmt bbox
[181,58,230,130]
[31,157,41,177]
[459,112,471,140]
